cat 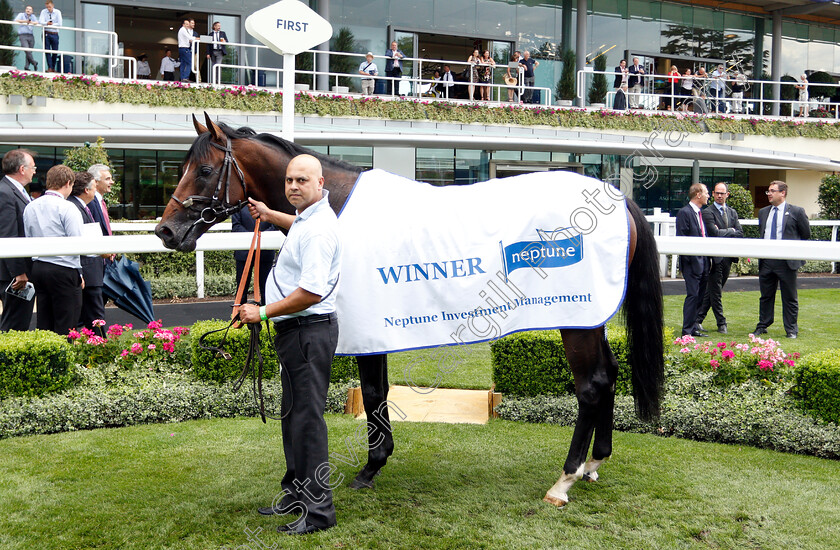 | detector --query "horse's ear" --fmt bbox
[204,111,224,142]
[192,114,208,135]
